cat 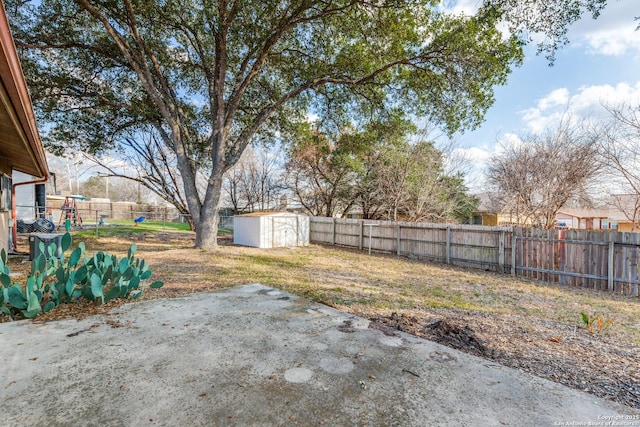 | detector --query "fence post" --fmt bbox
[498,230,505,274]
[359,220,363,251]
[397,223,401,256]
[445,226,451,264]
[608,240,614,292]
[511,231,517,276]
[332,218,336,245]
